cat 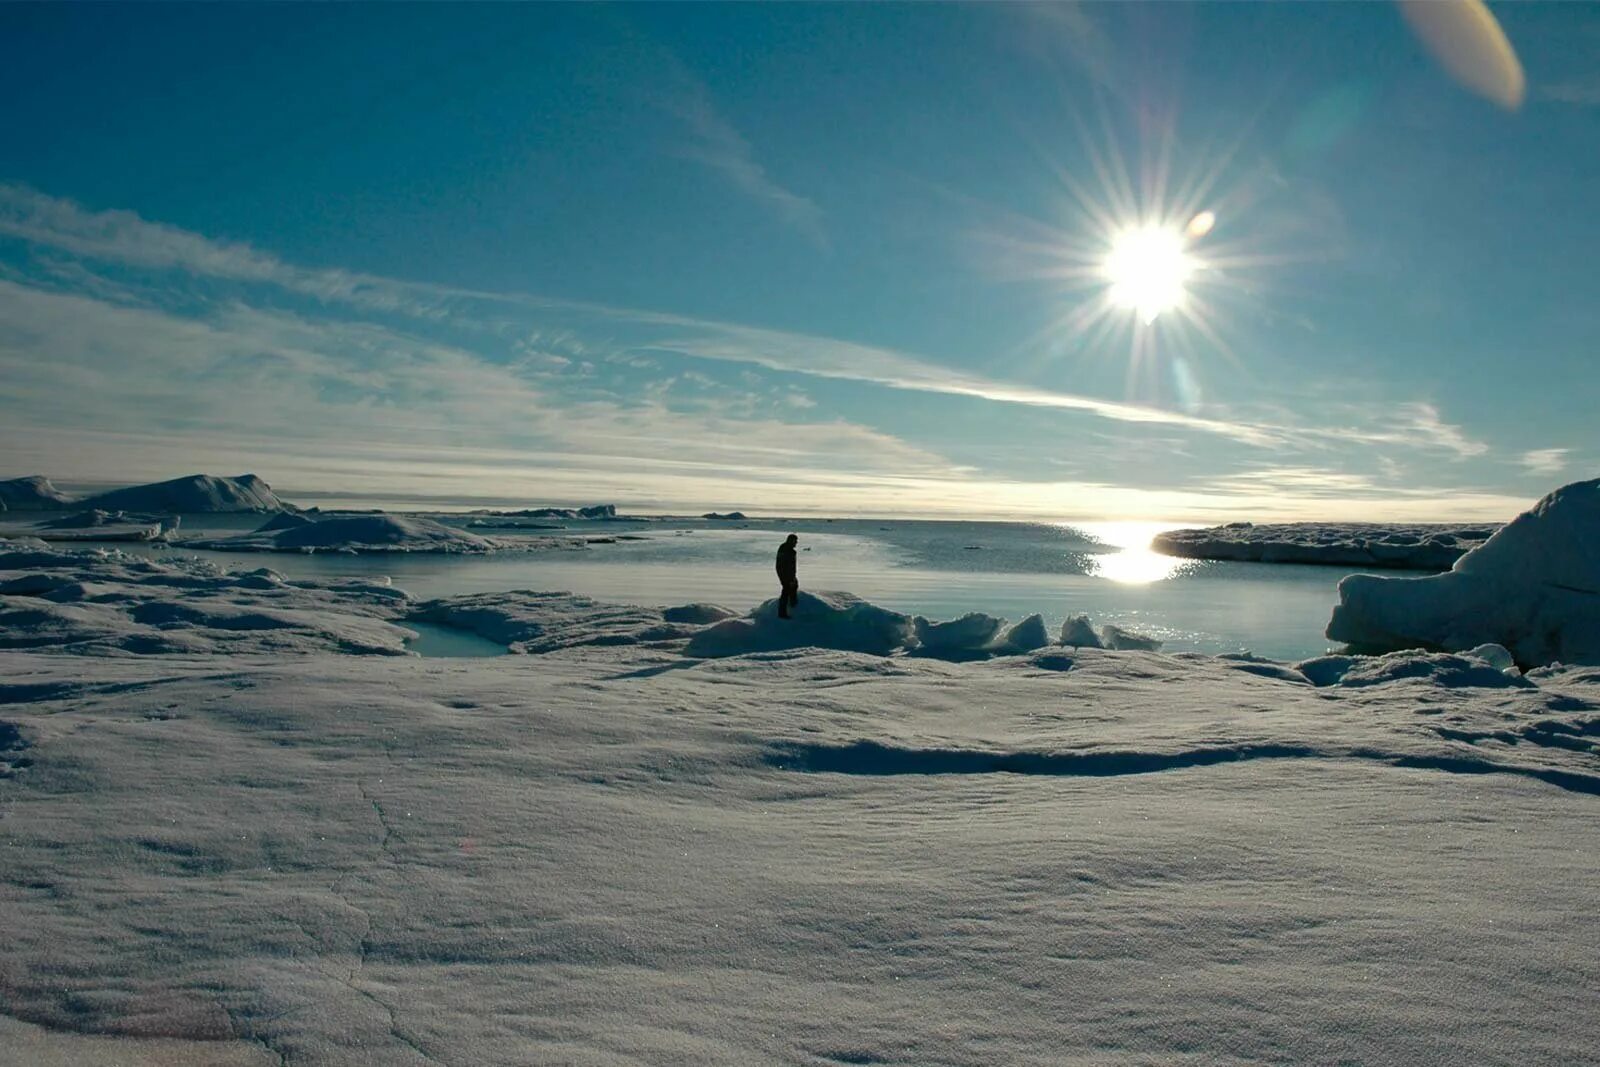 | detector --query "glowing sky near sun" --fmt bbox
[0,3,1591,520]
